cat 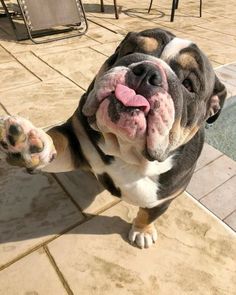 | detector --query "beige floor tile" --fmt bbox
[104,15,162,33]
[0,30,97,54]
[55,170,119,215]
[0,160,83,268]
[0,60,39,92]
[181,26,236,48]
[47,193,236,295]
[0,77,84,128]
[0,248,67,295]
[200,176,236,219]
[91,41,121,57]
[32,35,99,56]
[187,155,236,200]
[86,26,124,44]
[0,45,14,64]
[224,211,236,231]
[221,81,236,99]
[215,67,236,87]
[14,51,61,81]
[40,47,107,90]
[0,104,7,116]
[211,60,223,68]
[198,18,236,36]
[227,63,236,72]
[87,17,127,36]
[195,143,222,172]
